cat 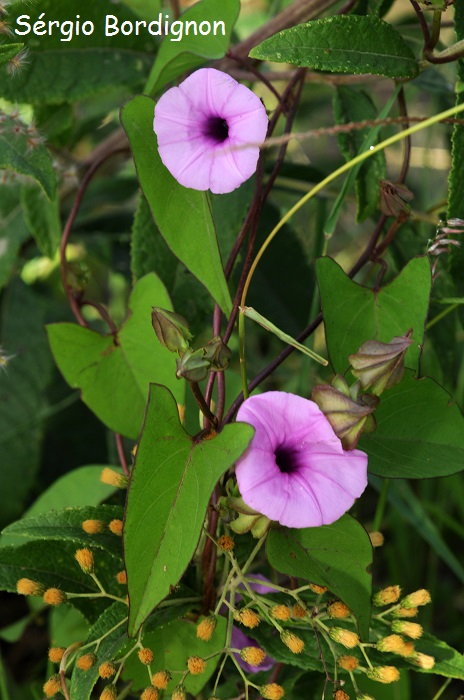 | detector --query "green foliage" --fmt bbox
[249,15,418,79]
[333,87,387,221]
[125,383,254,634]
[121,95,232,316]
[0,43,24,66]
[250,622,330,672]
[361,372,464,478]
[47,273,183,439]
[145,0,240,94]
[448,1,464,219]
[267,515,373,639]
[0,187,30,289]
[316,256,431,373]
[21,183,61,258]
